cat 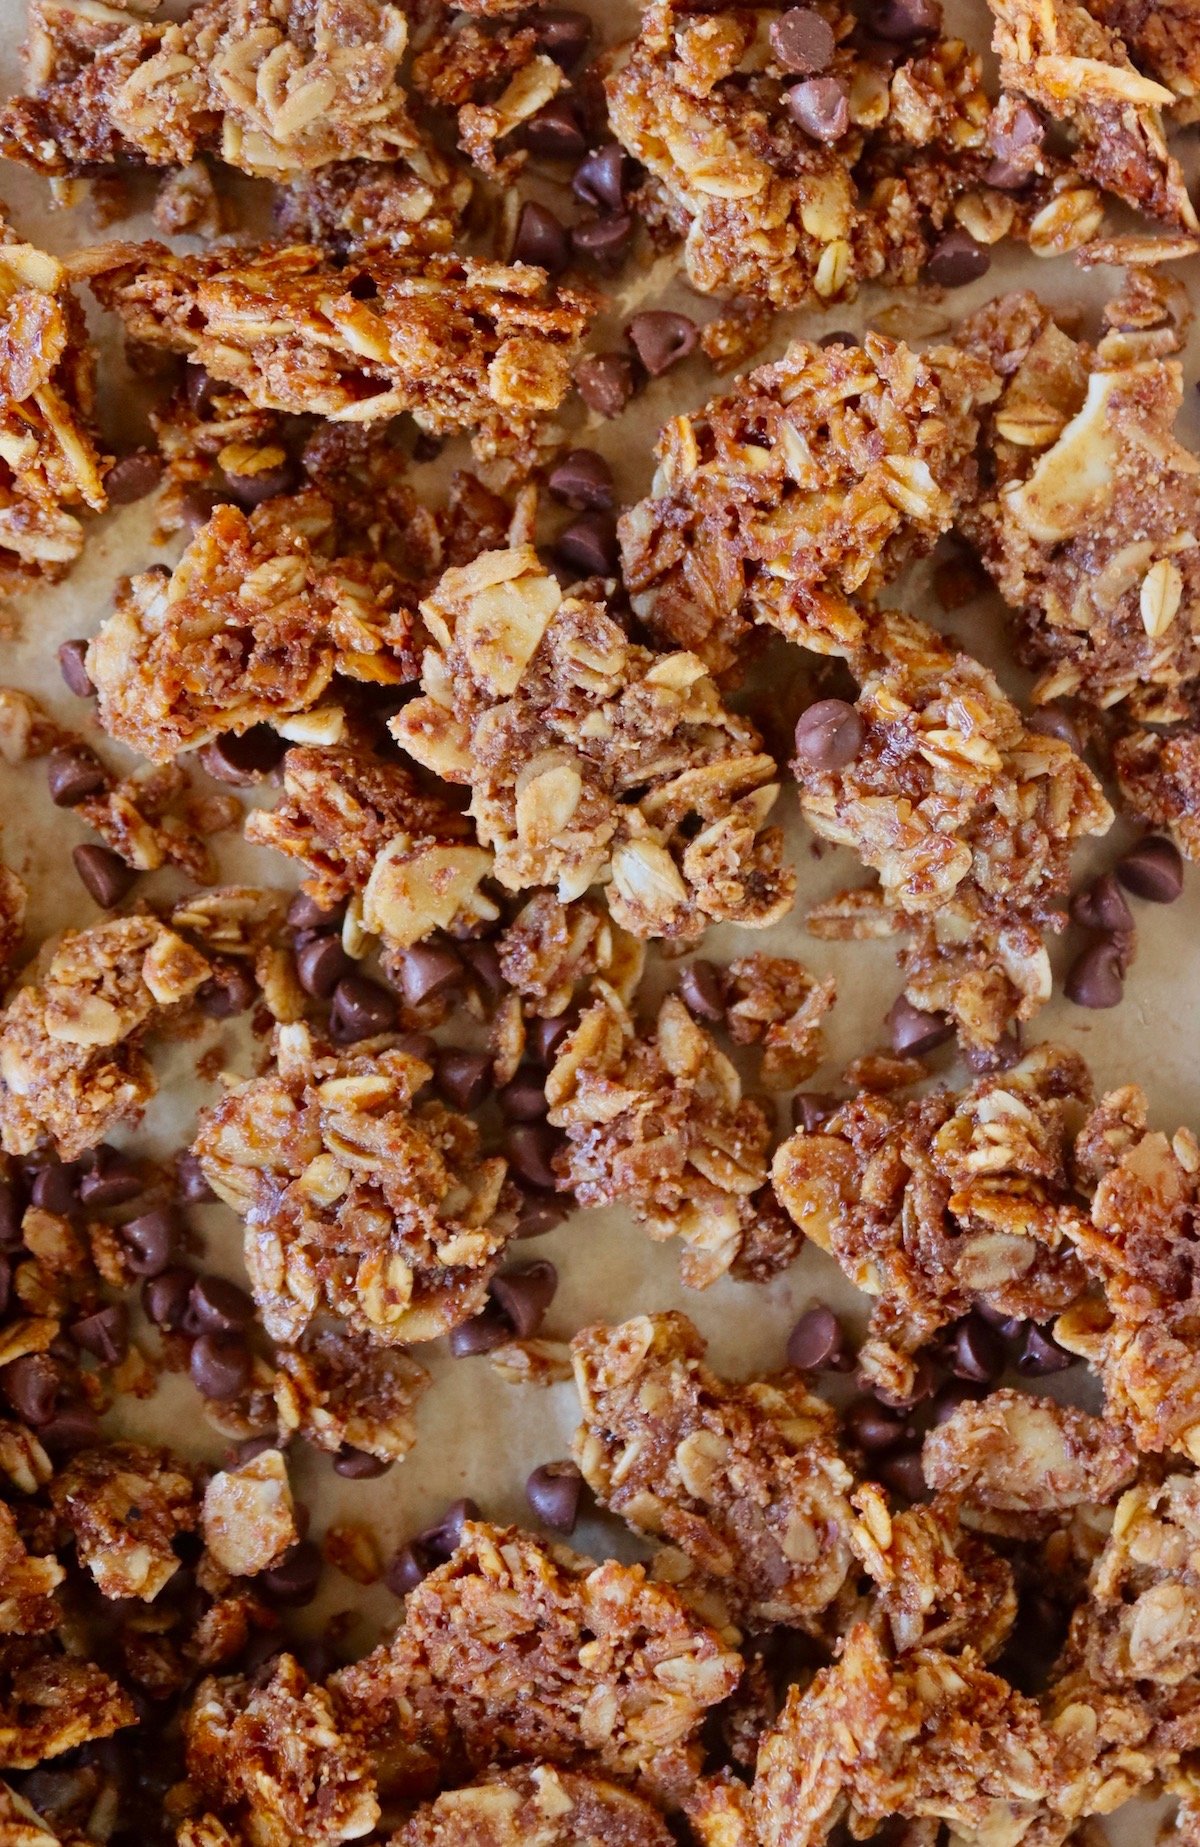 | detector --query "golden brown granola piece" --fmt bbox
[496,893,645,1019]
[922,1391,1137,1530]
[201,1448,297,1580]
[78,760,216,884]
[1114,726,1200,857]
[89,243,593,463]
[392,548,793,942]
[1090,0,1200,120]
[772,1044,1092,1402]
[273,1325,429,1462]
[0,916,211,1161]
[794,610,1112,1056]
[330,1520,741,1805]
[182,1653,379,1846]
[571,1312,855,1633]
[0,1504,62,1638]
[276,156,471,257]
[51,1442,197,1602]
[411,13,563,182]
[724,955,835,1090]
[390,1762,676,1847]
[618,335,998,674]
[546,995,771,1289]
[1067,1474,1200,1689]
[193,1021,519,1346]
[846,1487,1017,1661]
[0,1643,136,1767]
